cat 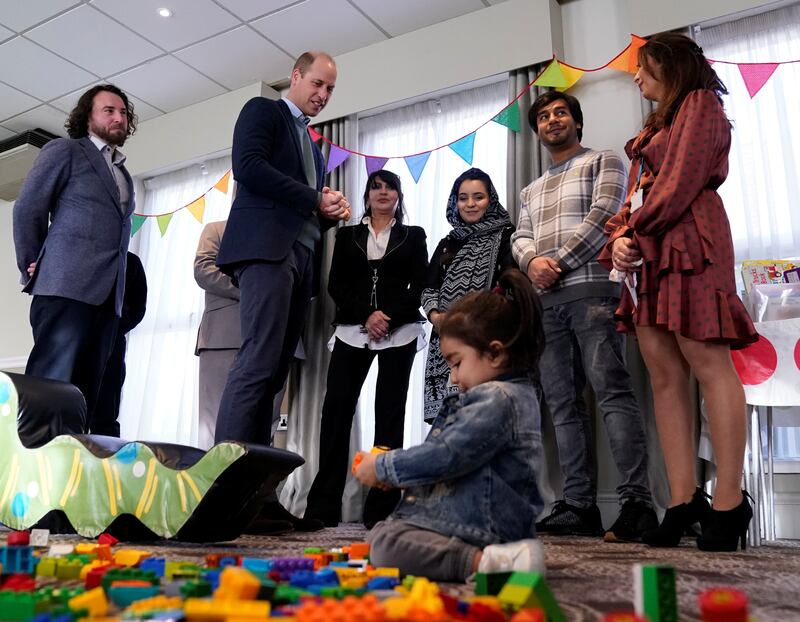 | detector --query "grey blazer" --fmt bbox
[194,220,241,353]
[12,136,135,316]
